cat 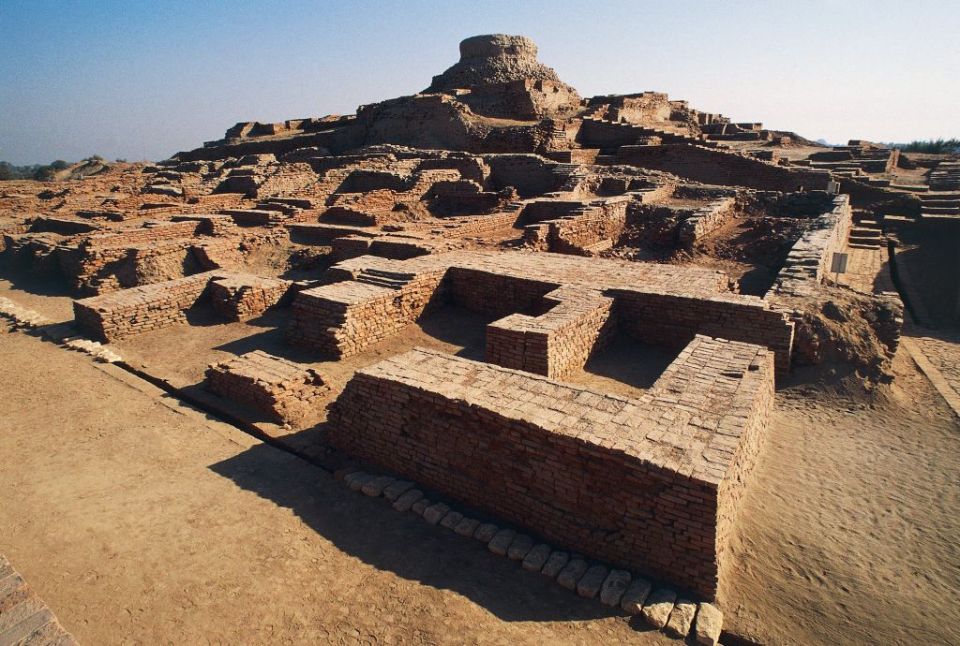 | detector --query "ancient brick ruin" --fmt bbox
[4,32,940,632]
